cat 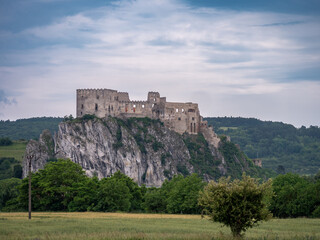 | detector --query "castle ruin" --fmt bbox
[76,89,214,136]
